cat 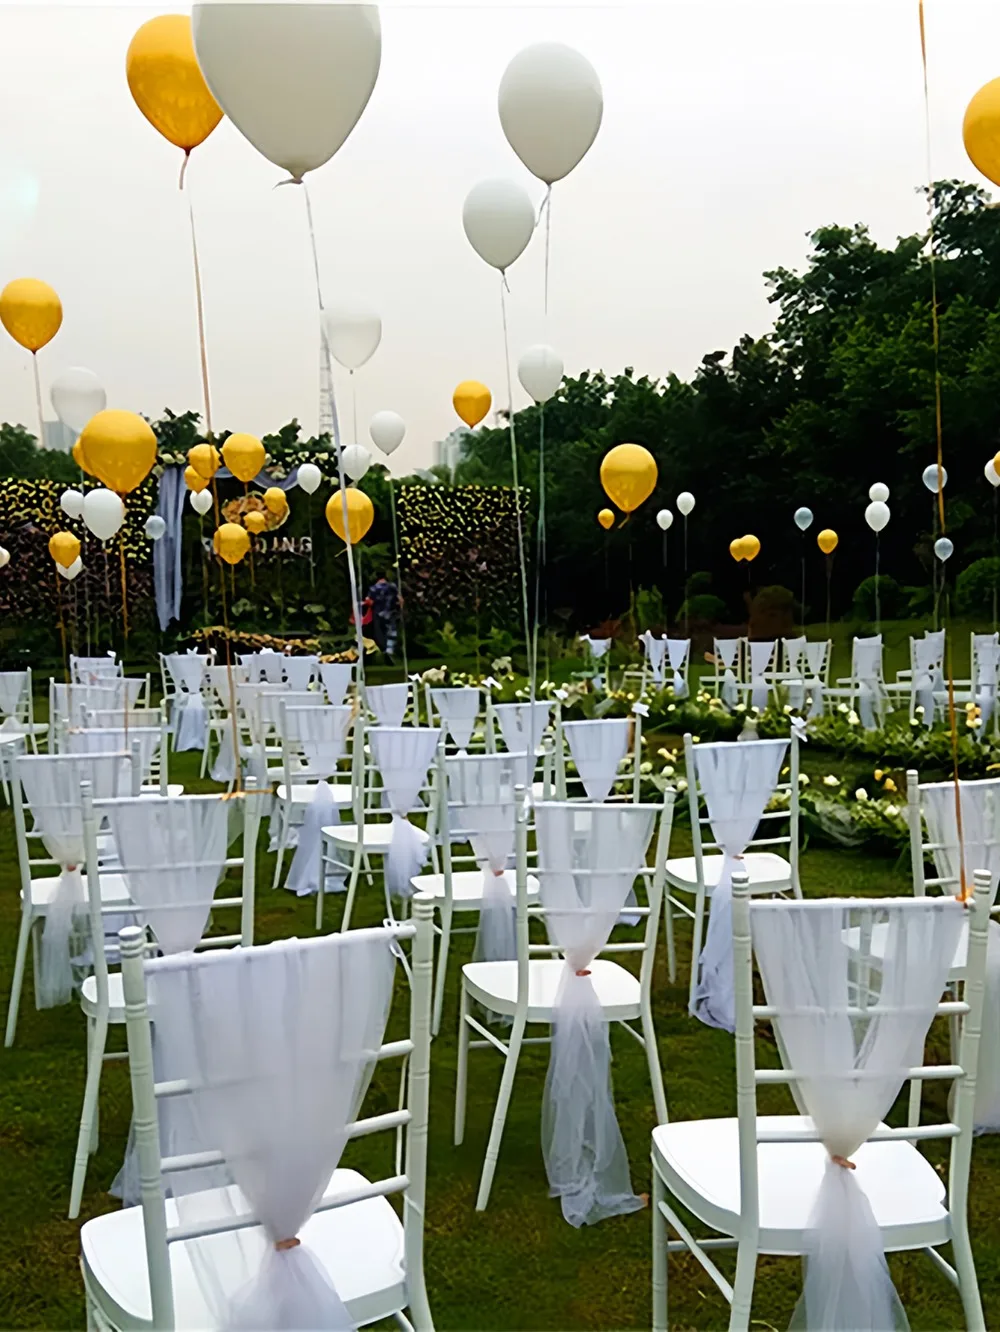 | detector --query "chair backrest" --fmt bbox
[319,661,355,706]
[206,664,249,708]
[0,669,30,724]
[556,711,642,803]
[366,681,411,728]
[50,677,148,739]
[279,702,355,788]
[437,746,533,898]
[425,686,483,753]
[239,649,286,684]
[71,653,121,685]
[801,639,831,681]
[906,770,1000,901]
[118,898,434,1330]
[852,634,884,682]
[65,724,165,792]
[281,654,319,690]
